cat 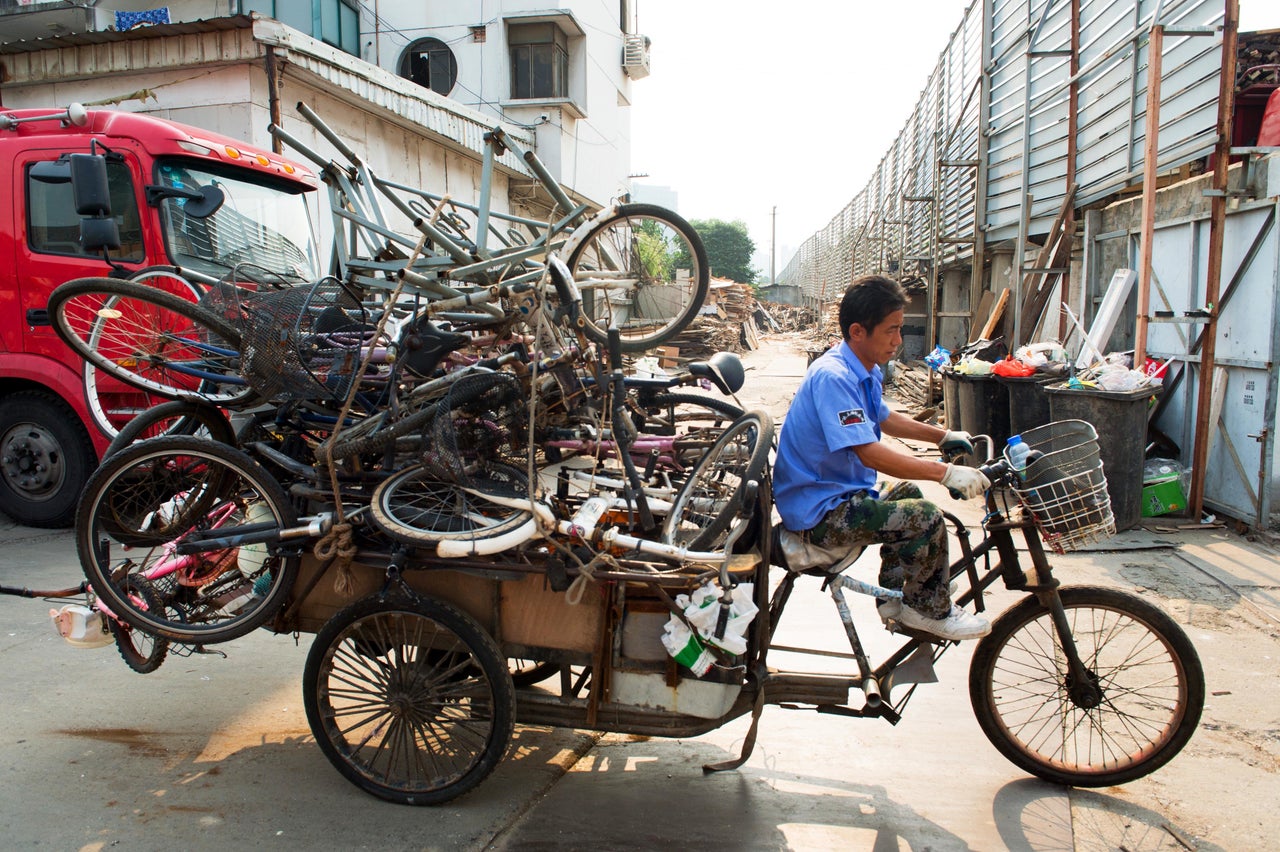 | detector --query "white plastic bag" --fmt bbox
[664,582,758,667]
